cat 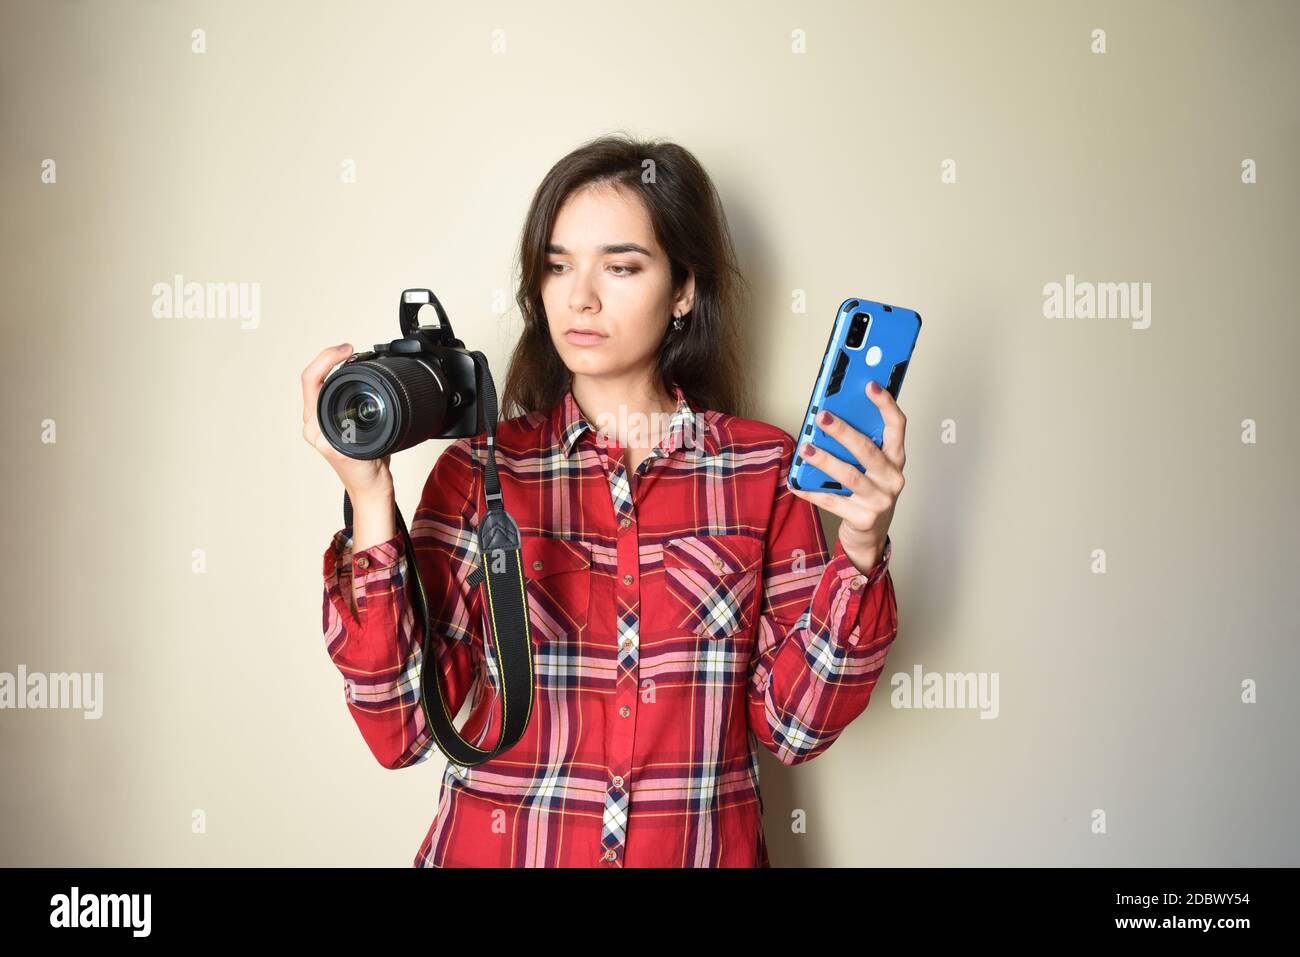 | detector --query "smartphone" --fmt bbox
[788,297,922,494]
